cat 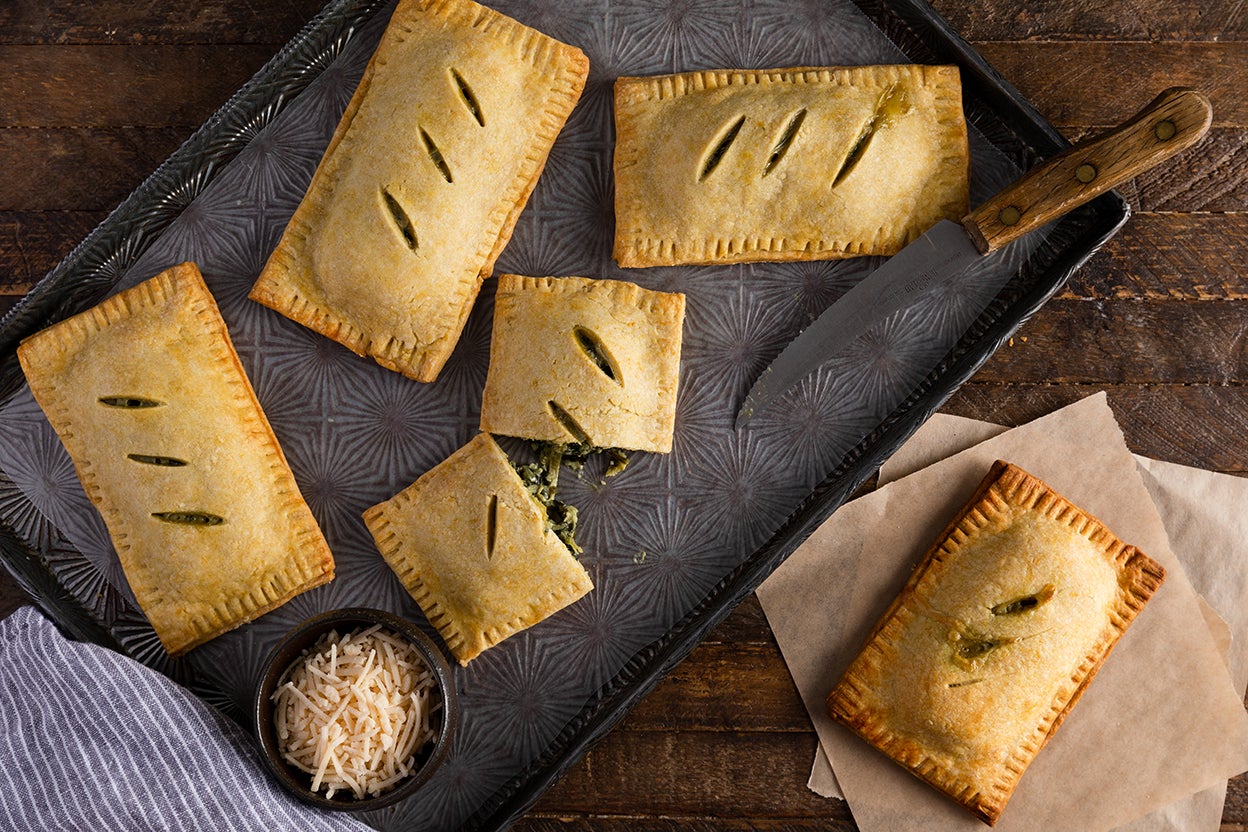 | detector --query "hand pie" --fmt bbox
[363,432,592,665]
[479,275,685,453]
[17,262,335,657]
[250,0,589,382]
[613,65,969,267]
[825,461,1165,826]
